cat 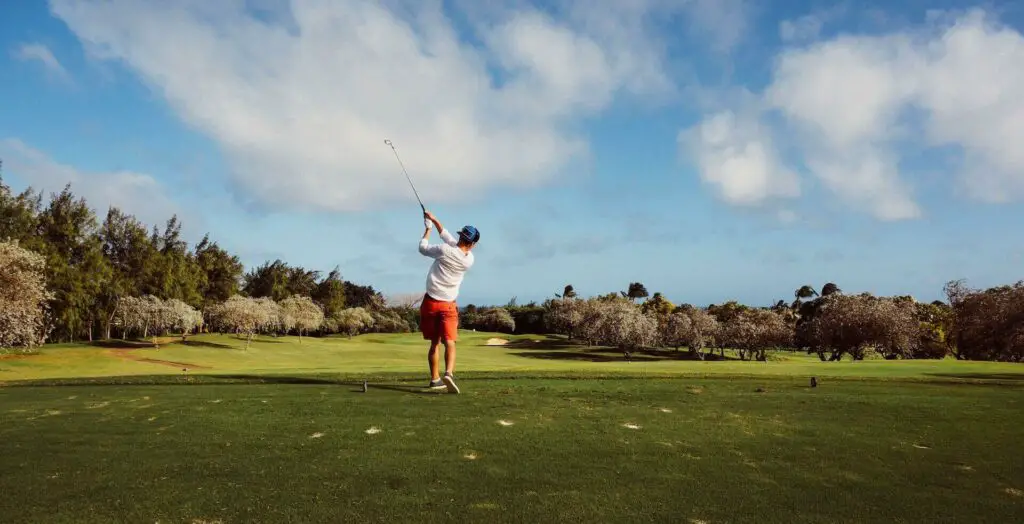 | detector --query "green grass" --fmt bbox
[2,331,1023,383]
[1,377,1022,523]
[1,332,1023,522]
